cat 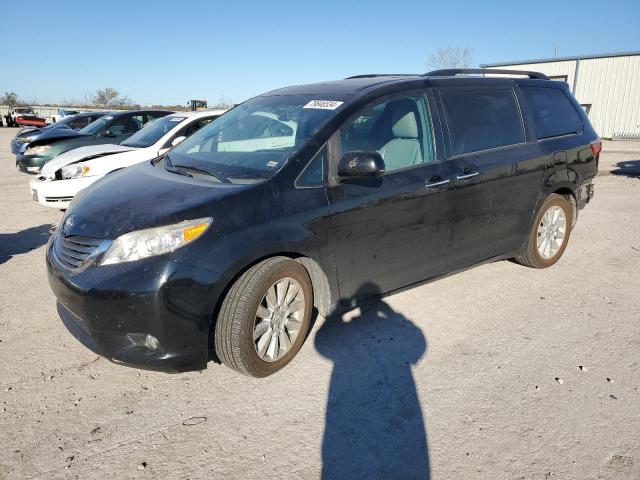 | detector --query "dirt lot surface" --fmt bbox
[0,129,639,480]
